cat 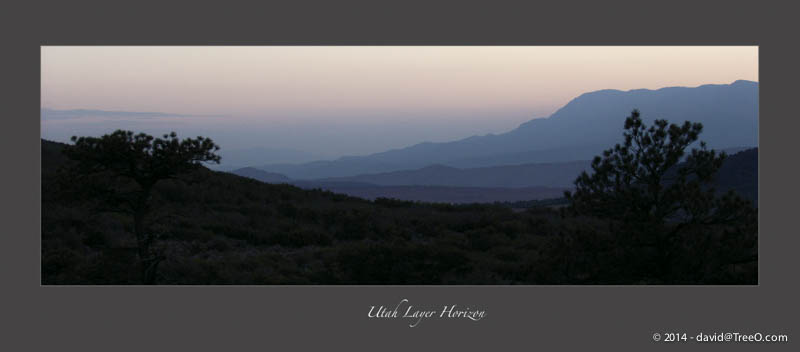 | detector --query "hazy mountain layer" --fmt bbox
[318,161,590,188]
[232,147,756,204]
[258,80,758,179]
